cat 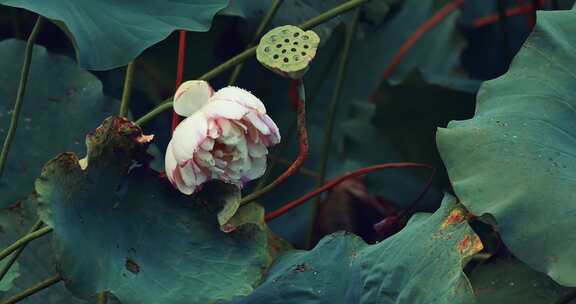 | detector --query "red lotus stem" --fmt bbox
[265,162,434,221]
[369,0,465,102]
[473,0,545,28]
[239,79,308,205]
[171,30,187,132]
